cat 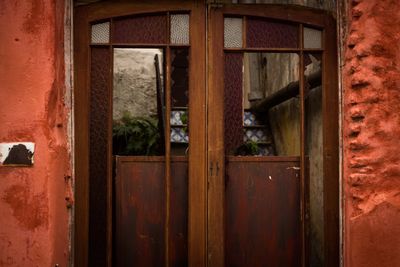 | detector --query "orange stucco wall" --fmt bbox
[343,0,400,266]
[0,0,71,266]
